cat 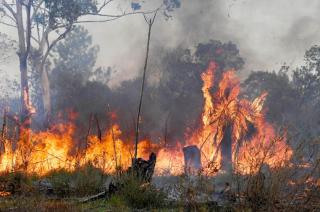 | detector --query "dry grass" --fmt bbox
[232,138,320,211]
[0,136,318,211]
